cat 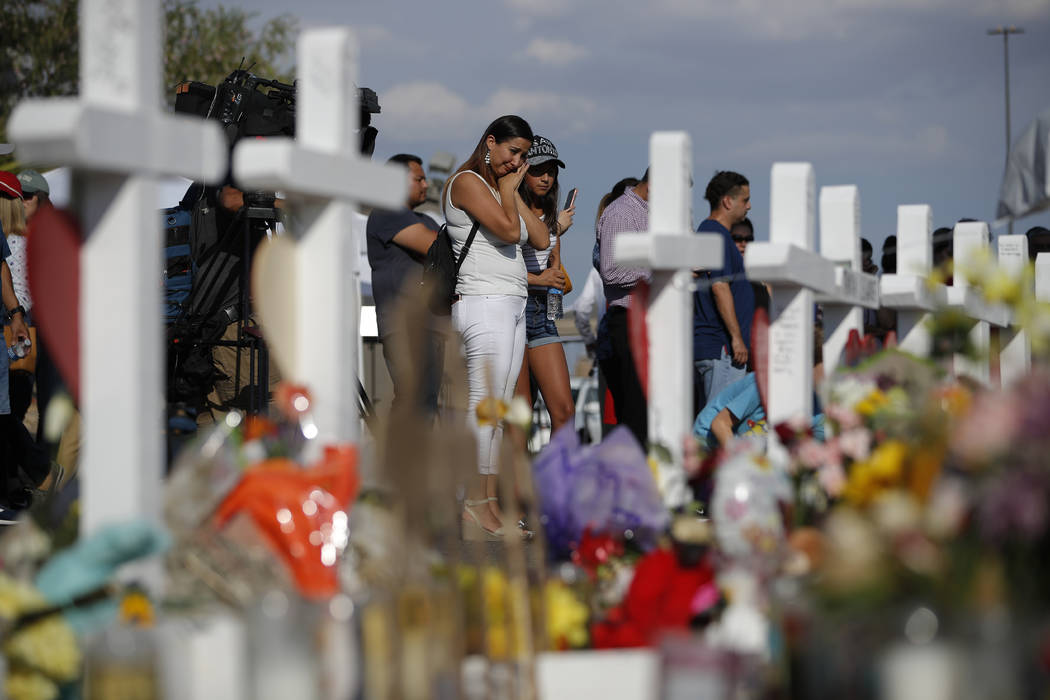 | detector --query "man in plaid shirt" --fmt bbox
[596,169,650,447]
